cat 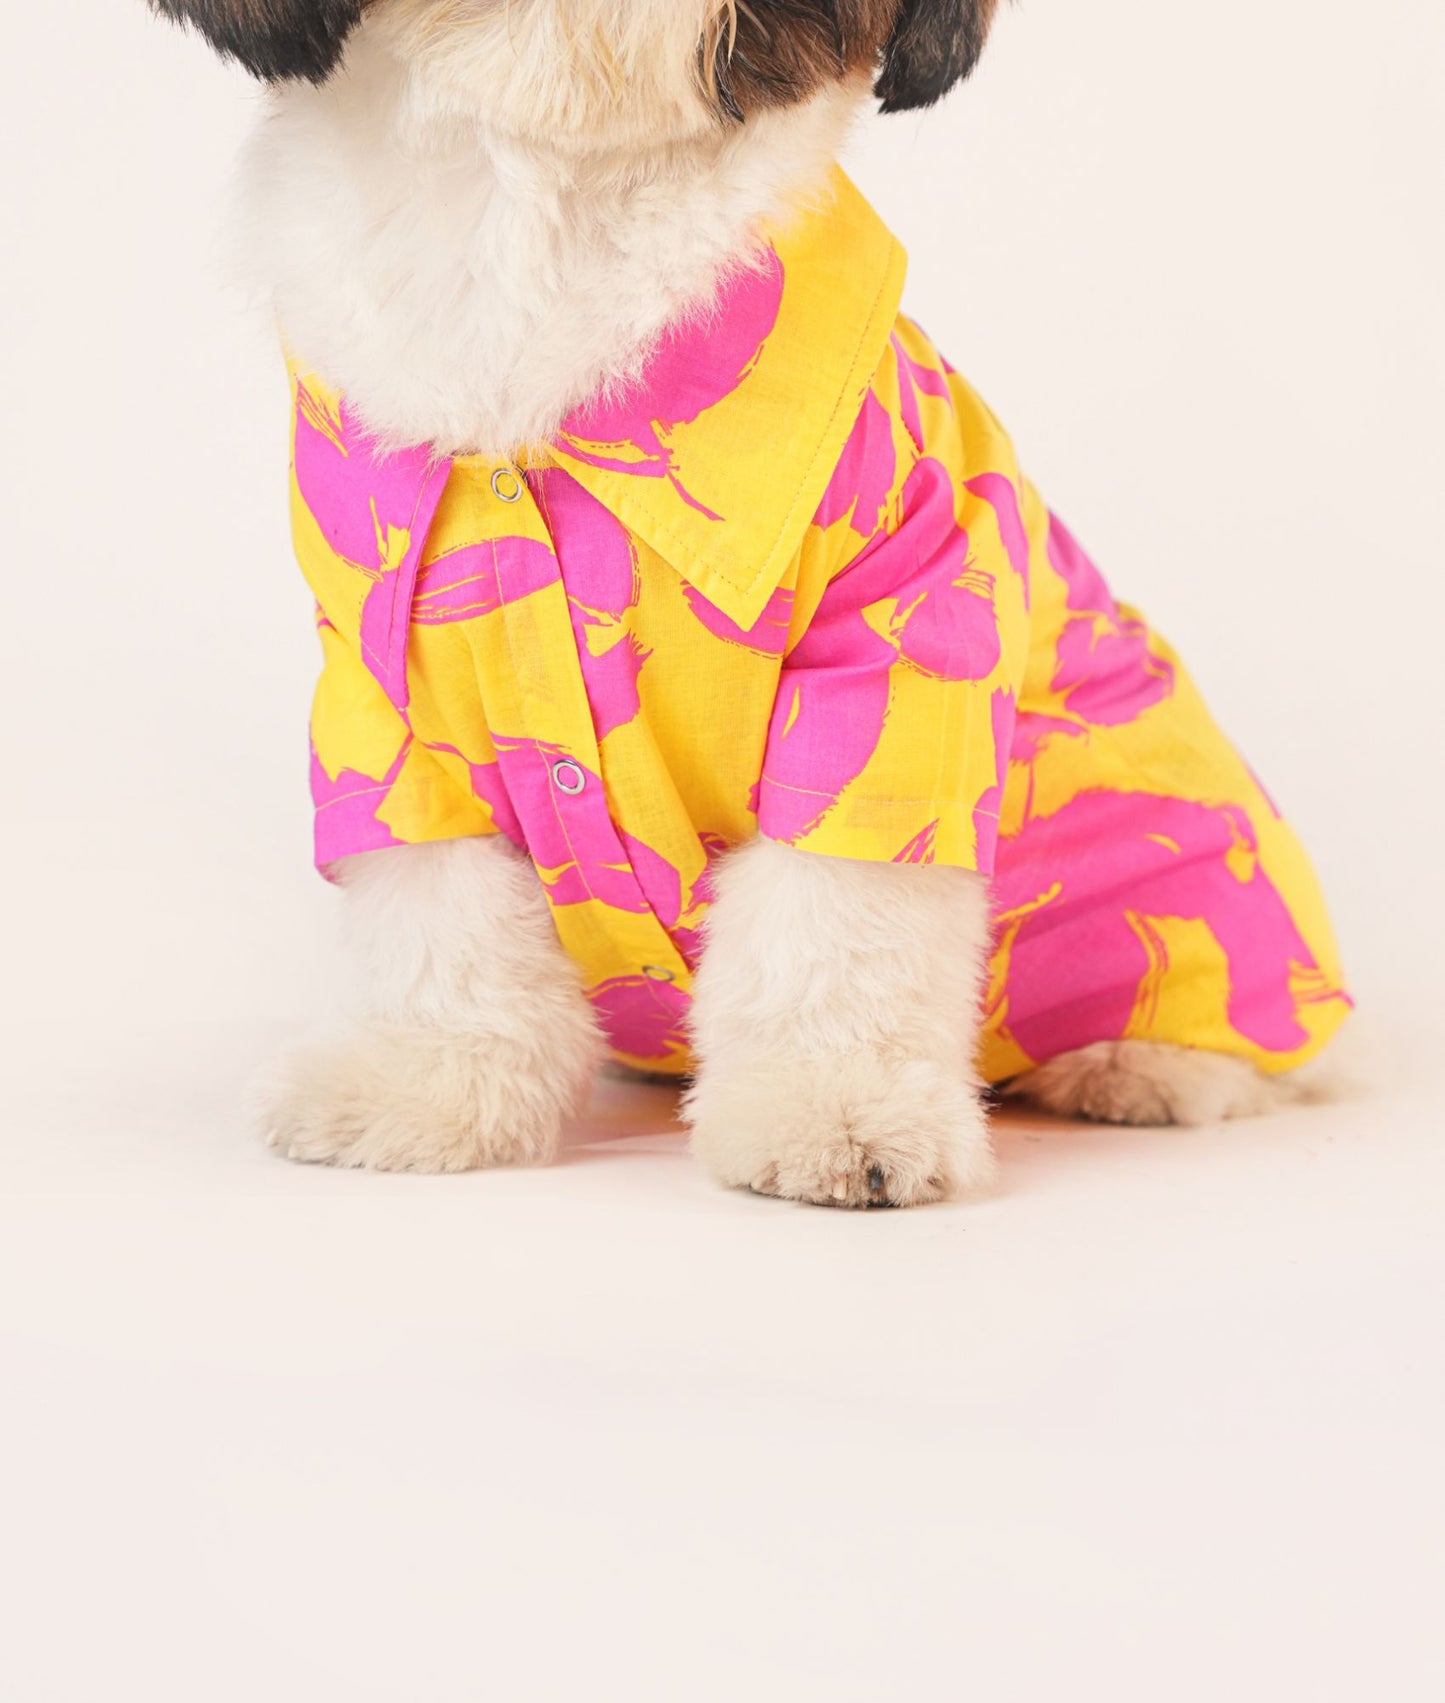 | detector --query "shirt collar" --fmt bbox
[548,169,907,630]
